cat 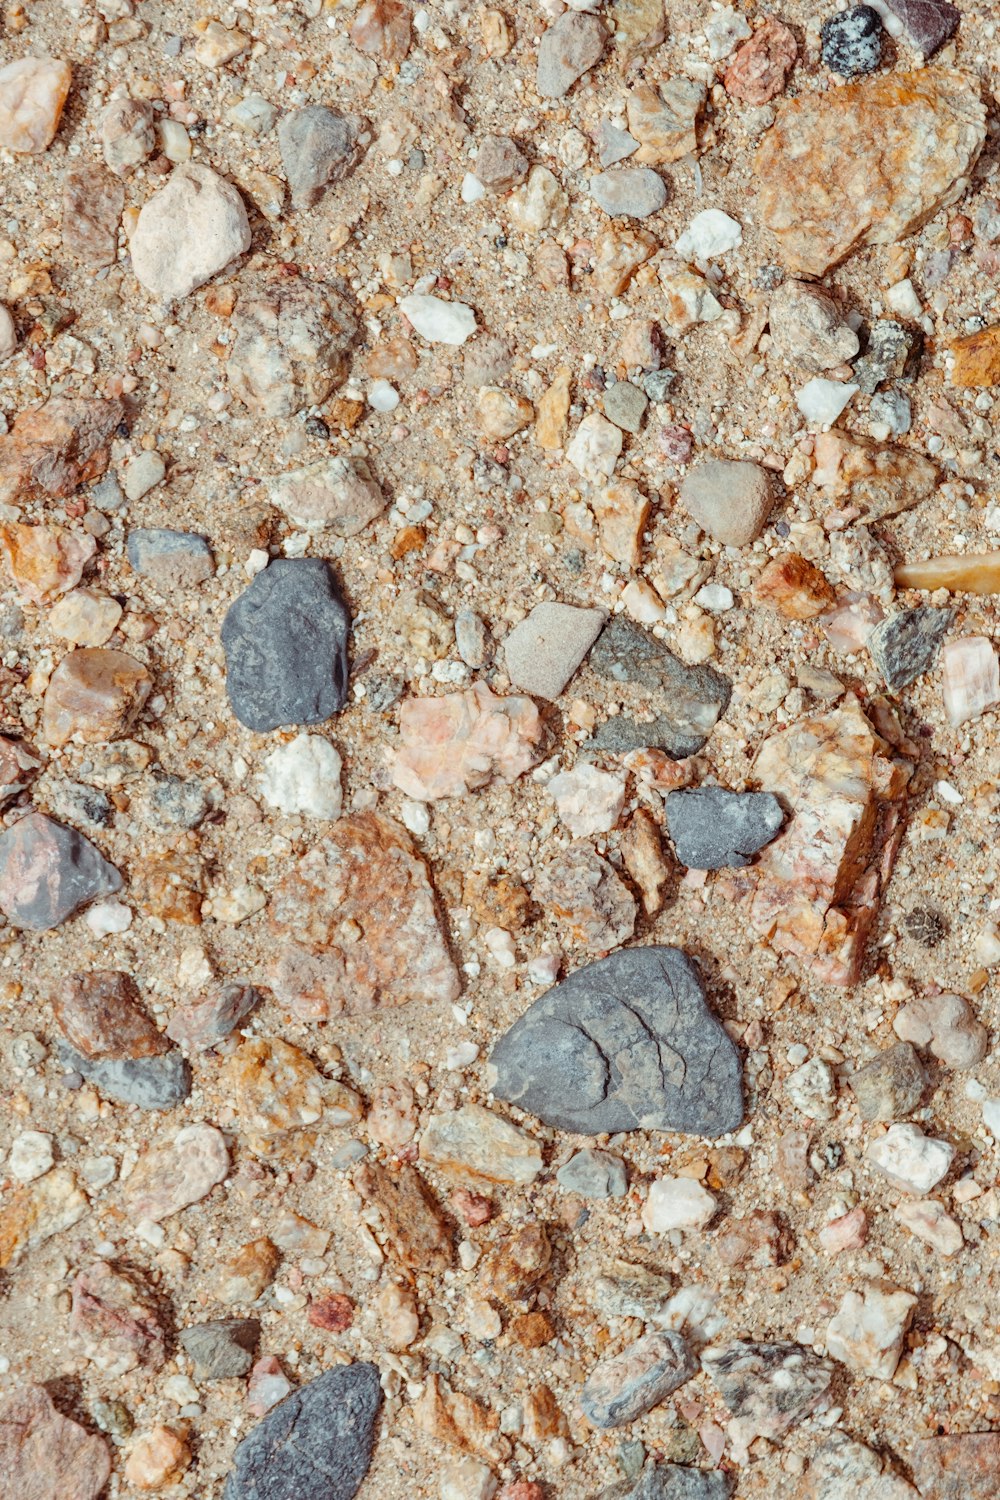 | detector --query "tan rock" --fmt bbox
[626,77,704,165]
[124,1427,192,1490]
[266,455,385,534]
[534,367,572,449]
[224,1038,324,1142]
[61,163,123,269]
[124,1122,229,1223]
[47,588,123,647]
[796,1431,916,1500]
[478,386,534,439]
[413,1372,505,1462]
[354,1162,453,1271]
[420,1103,542,1185]
[218,1238,280,1305]
[0,56,71,153]
[912,1433,1000,1500]
[949,325,1000,387]
[194,19,249,67]
[593,478,651,568]
[0,1165,88,1270]
[53,970,166,1061]
[42,648,151,748]
[620,807,670,915]
[533,843,637,951]
[0,522,95,606]
[594,226,656,296]
[99,95,155,176]
[811,431,938,521]
[755,554,836,620]
[389,682,543,800]
[0,1386,110,1500]
[725,18,797,107]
